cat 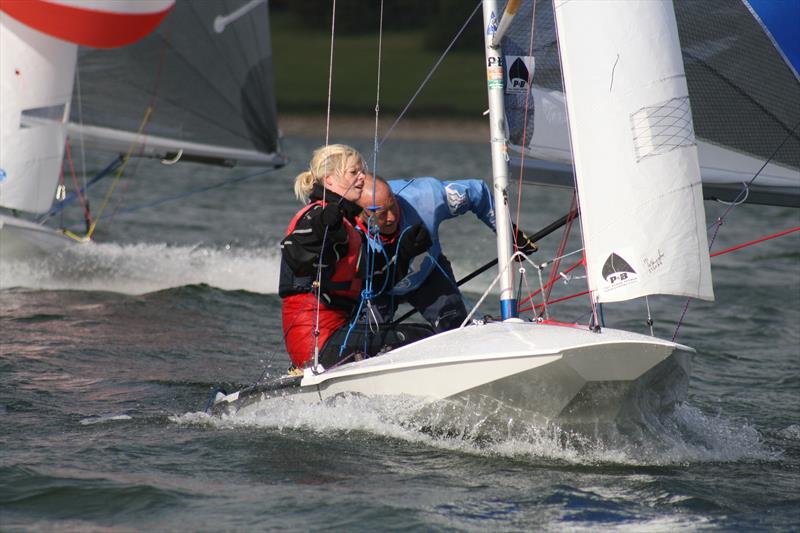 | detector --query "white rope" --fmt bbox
[324,0,336,147]
[536,264,548,320]
[371,1,384,178]
[715,182,750,206]
[313,0,338,370]
[536,247,584,270]
[460,251,533,327]
[460,244,588,327]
